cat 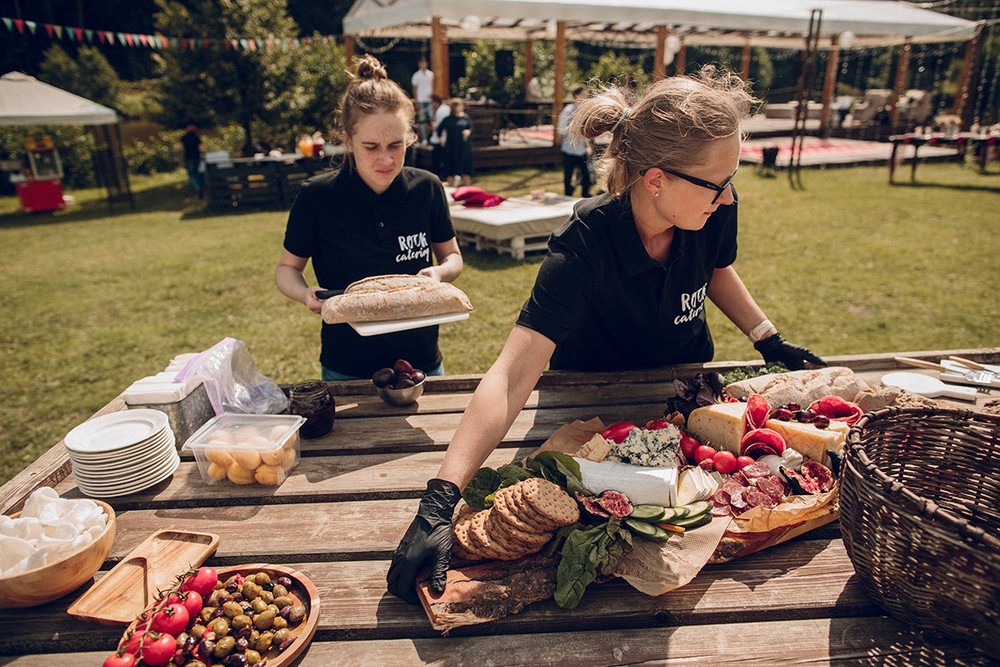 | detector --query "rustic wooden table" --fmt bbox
[2,349,997,665]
